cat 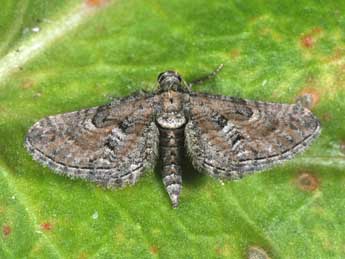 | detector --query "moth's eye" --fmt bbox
[157,72,165,82]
